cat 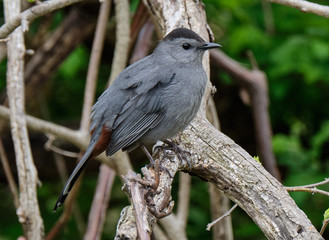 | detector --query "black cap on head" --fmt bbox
[163,28,205,43]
